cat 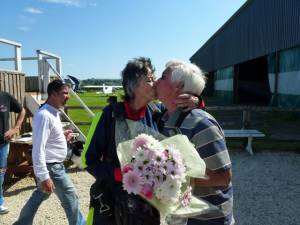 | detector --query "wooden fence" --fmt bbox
[25,75,59,92]
[65,105,300,127]
[25,76,39,92]
[0,70,26,131]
